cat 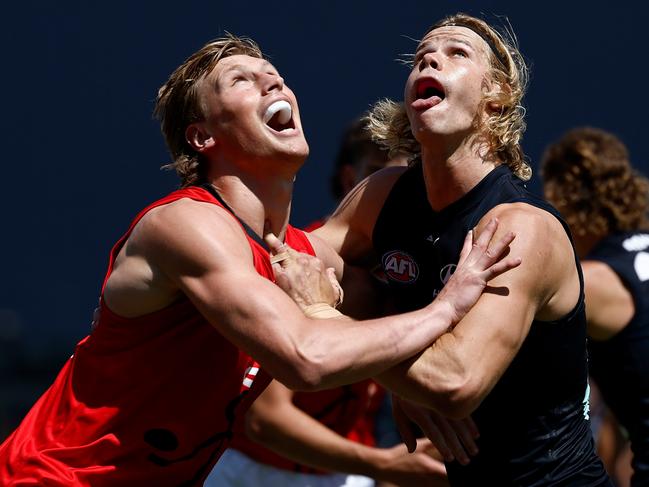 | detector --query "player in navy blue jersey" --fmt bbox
[304,13,612,486]
[542,127,649,487]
